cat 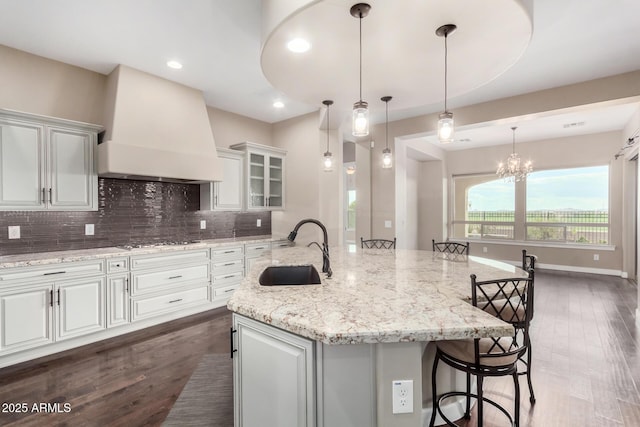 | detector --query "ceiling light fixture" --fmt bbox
[436,24,457,143]
[381,95,393,169]
[346,165,356,175]
[273,100,285,108]
[496,126,533,182]
[287,38,311,53]
[166,60,183,69]
[322,100,334,172]
[350,3,371,137]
